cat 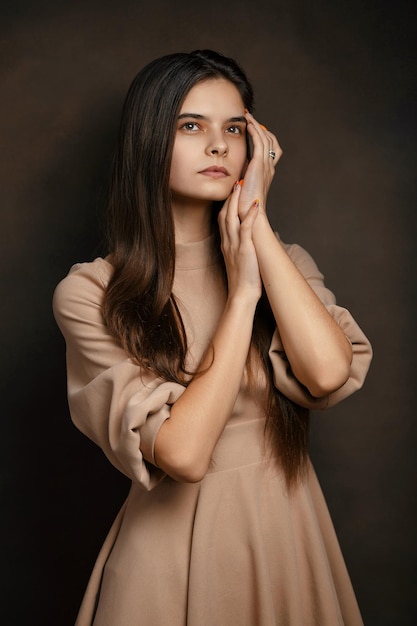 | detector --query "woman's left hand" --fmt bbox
[237,111,282,220]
